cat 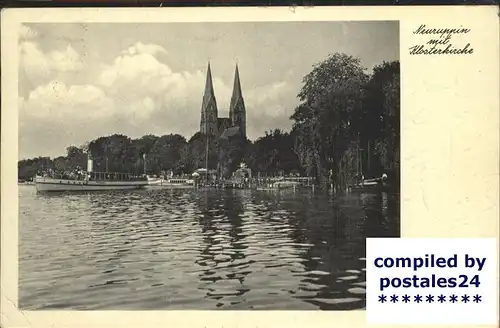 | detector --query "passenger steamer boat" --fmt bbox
[35,157,148,192]
[35,173,149,192]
